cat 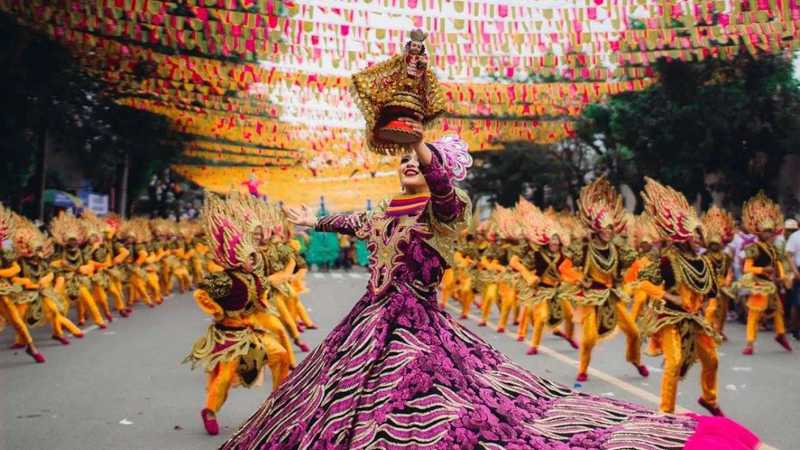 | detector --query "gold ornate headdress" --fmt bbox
[578,177,626,234]
[742,192,783,235]
[202,193,258,270]
[50,211,86,246]
[641,177,701,243]
[628,214,660,248]
[351,29,445,155]
[701,205,735,245]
